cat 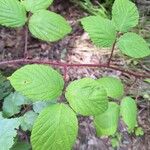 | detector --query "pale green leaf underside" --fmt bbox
[112,0,139,32]
[65,78,108,116]
[31,104,78,150]
[120,97,137,132]
[94,102,120,136]
[2,92,30,117]
[0,118,20,150]
[0,0,27,27]
[118,32,150,58]
[29,10,72,42]
[9,64,64,101]
[97,76,124,99]
[21,0,53,13]
[81,16,116,47]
